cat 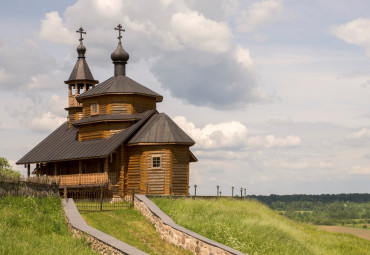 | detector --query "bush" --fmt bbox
[0,157,21,180]
[363,225,368,229]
